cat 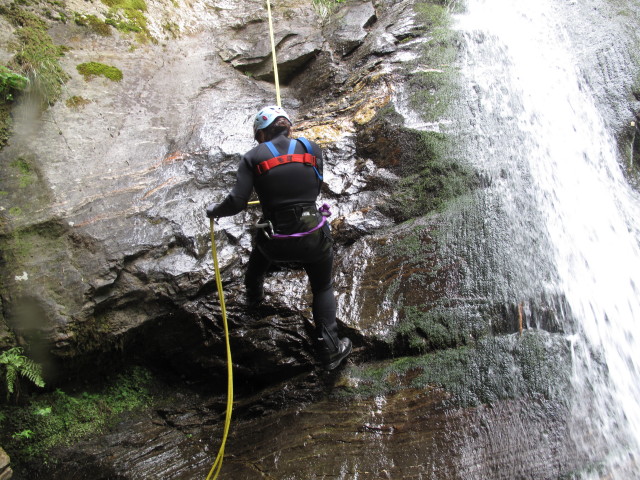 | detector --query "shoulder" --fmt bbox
[245,143,263,158]
[295,137,322,154]
[243,143,270,165]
